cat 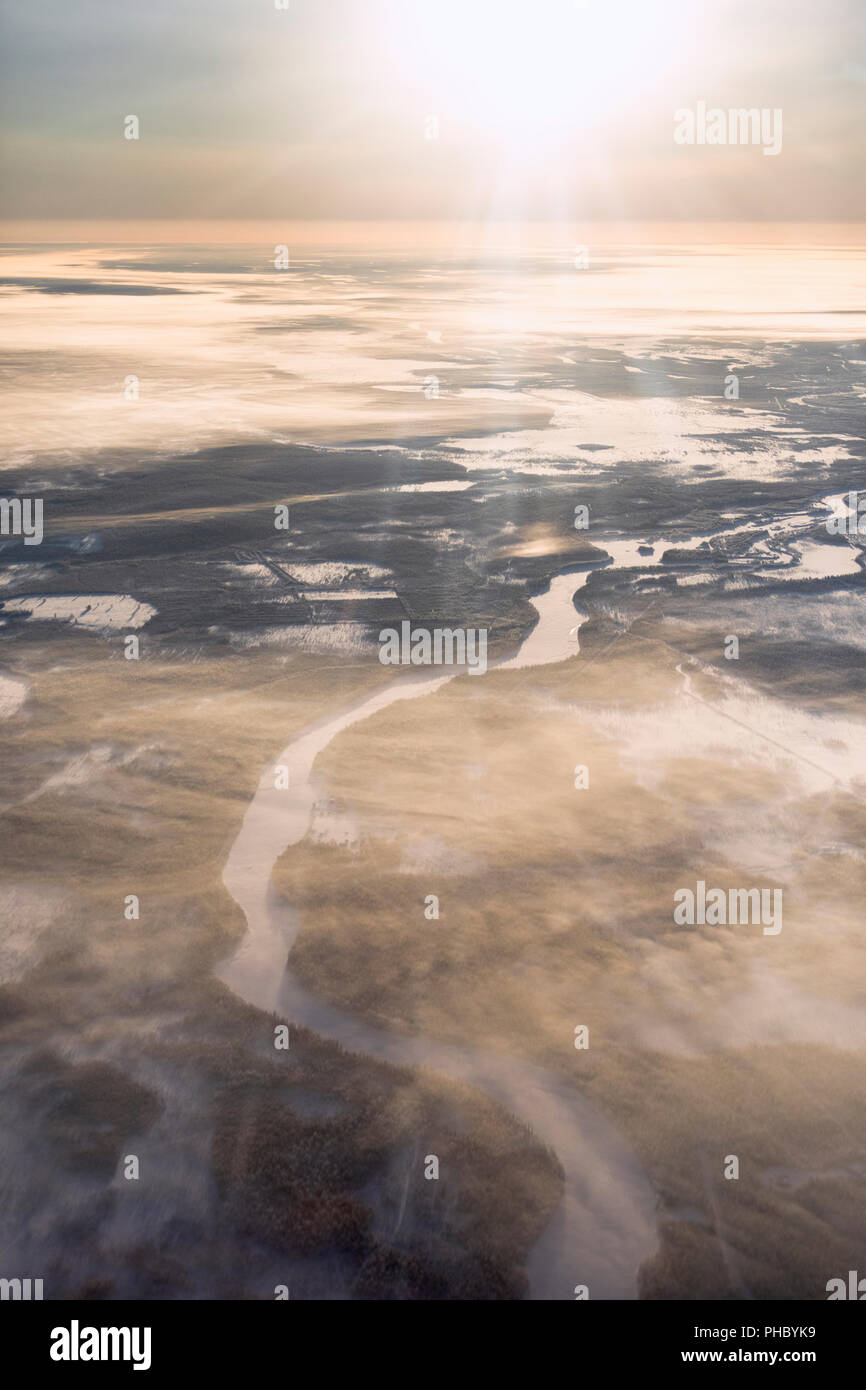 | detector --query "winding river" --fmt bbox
[216,564,661,1300]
